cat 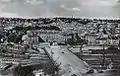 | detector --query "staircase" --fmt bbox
[73,46,120,76]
